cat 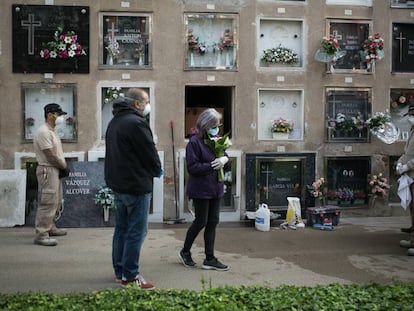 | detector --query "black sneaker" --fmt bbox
[179,250,196,267]
[202,257,229,271]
